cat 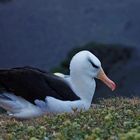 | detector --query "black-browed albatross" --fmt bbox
[0,51,116,118]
